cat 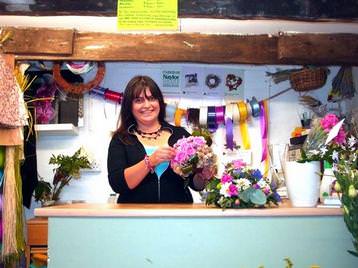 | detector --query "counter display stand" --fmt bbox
[32,200,358,268]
